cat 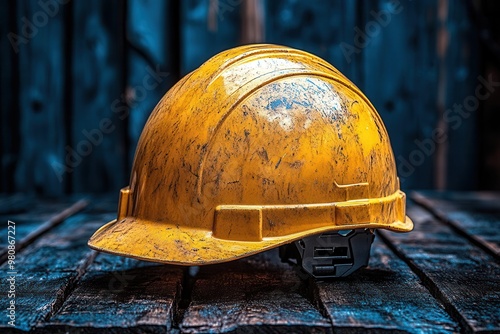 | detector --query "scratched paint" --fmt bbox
[88,44,412,266]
